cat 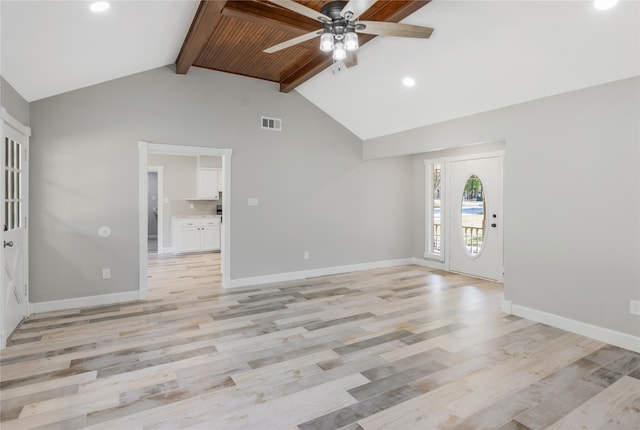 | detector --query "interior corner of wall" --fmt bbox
[501,299,513,315]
